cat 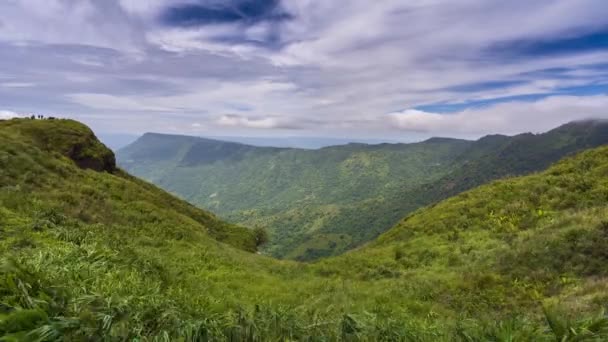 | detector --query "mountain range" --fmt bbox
[118,120,608,260]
